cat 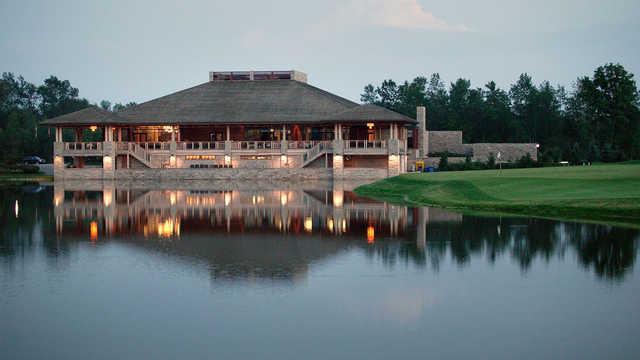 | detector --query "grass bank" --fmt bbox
[0,173,53,183]
[355,163,640,228]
